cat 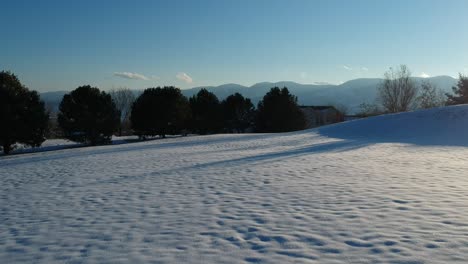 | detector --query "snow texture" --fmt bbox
[2,105,468,263]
